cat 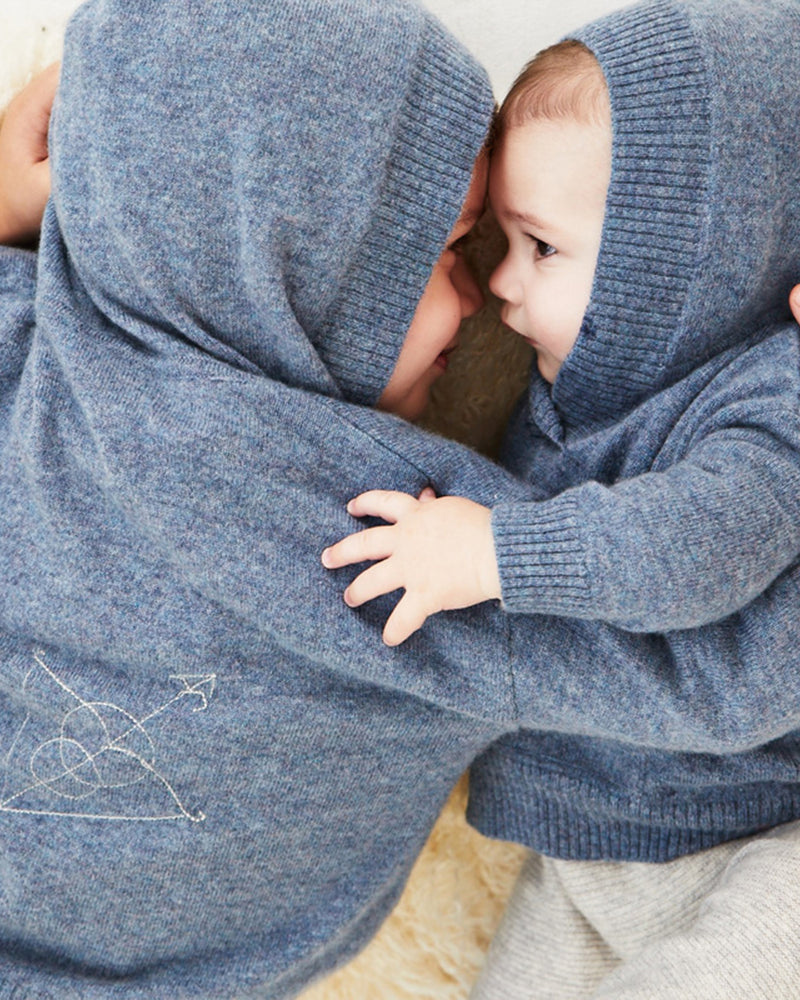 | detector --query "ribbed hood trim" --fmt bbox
[553,0,712,429]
